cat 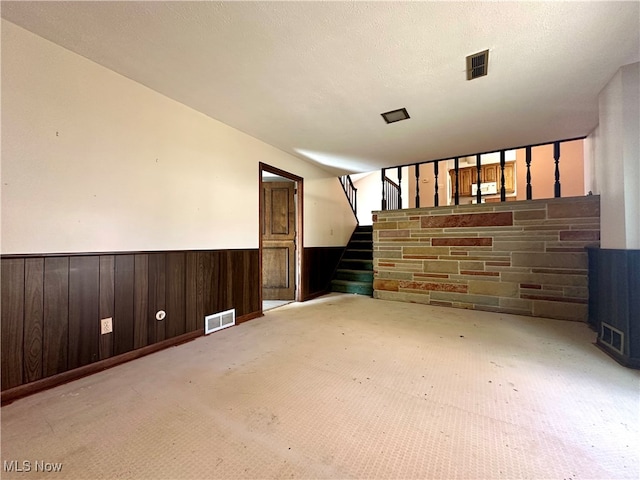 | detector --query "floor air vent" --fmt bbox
[601,322,624,354]
[205,308,236,335]
[466,50,489,80]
